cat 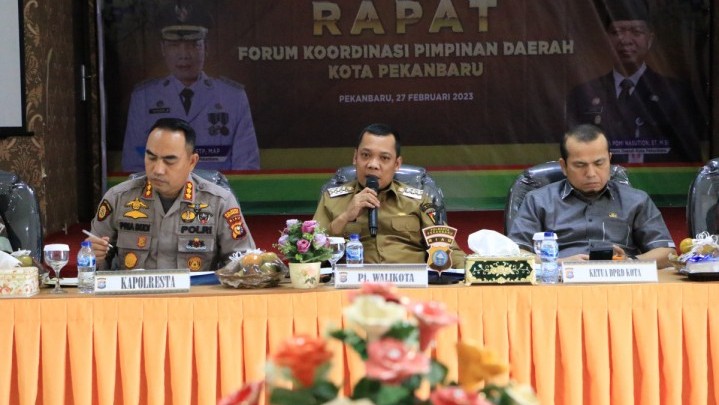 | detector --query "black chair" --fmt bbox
[686,158,719,237]
[129,169,232,192]
[320,165,447,225]
[504,161,630,233]
[0,171,43,261]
